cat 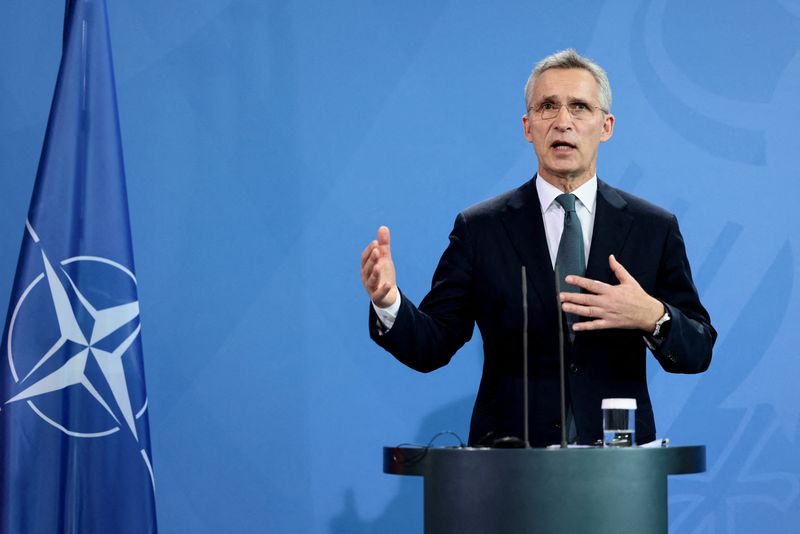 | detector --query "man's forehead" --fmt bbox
[533,68,598,100]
